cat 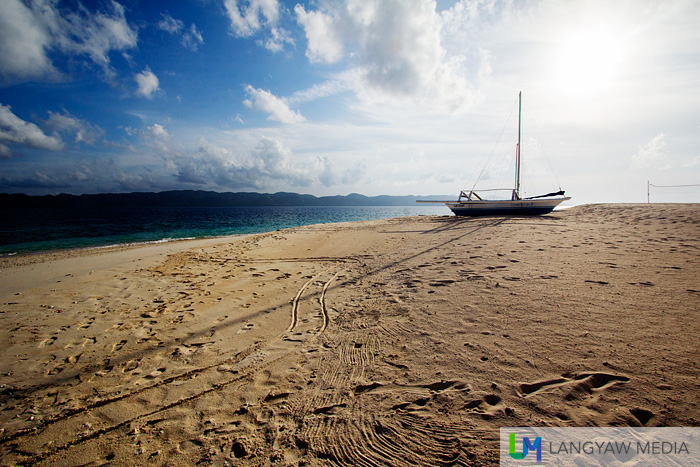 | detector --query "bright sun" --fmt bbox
[553,28,626,95]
